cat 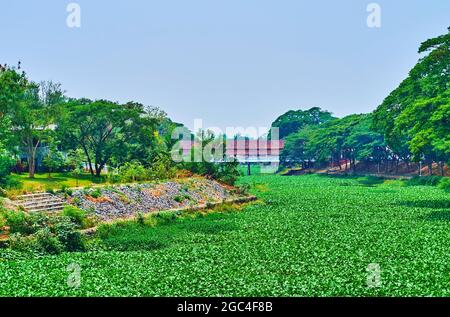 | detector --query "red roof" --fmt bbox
[177,140,284,156]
